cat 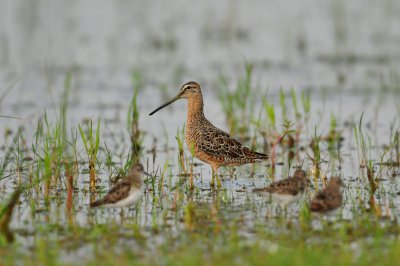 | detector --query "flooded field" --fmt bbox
[1,0,400,265]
